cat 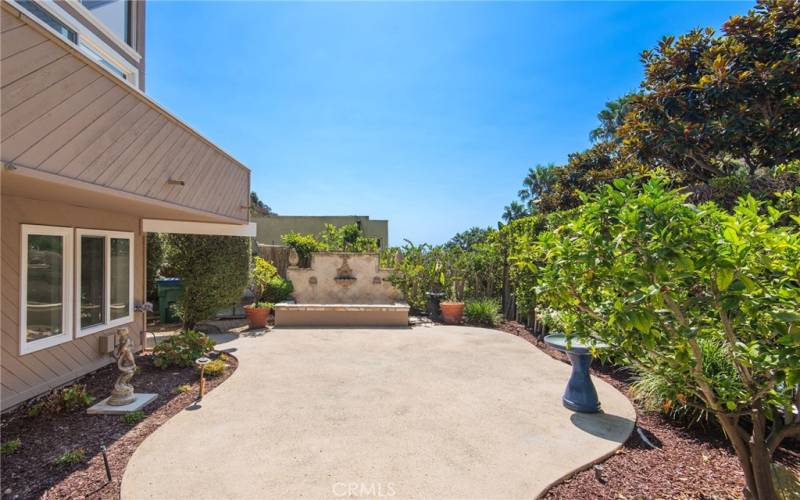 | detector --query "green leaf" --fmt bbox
[722,227,739,244]
[775,311,800,323]
[716,269,734,291]
[725,401,737,411]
